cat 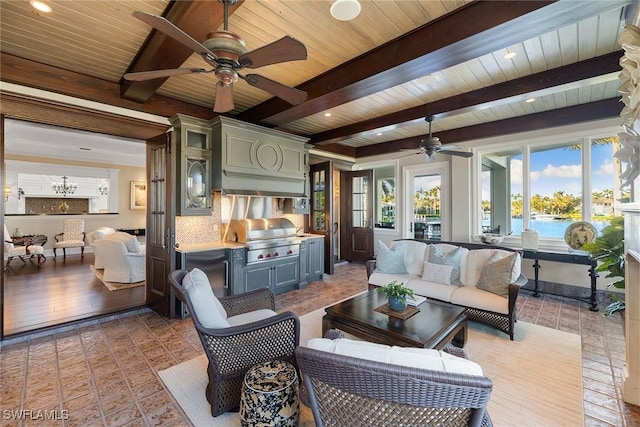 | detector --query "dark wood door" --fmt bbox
[341,169,374,262]
[146,132,175,317]
[310,162,334,275]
